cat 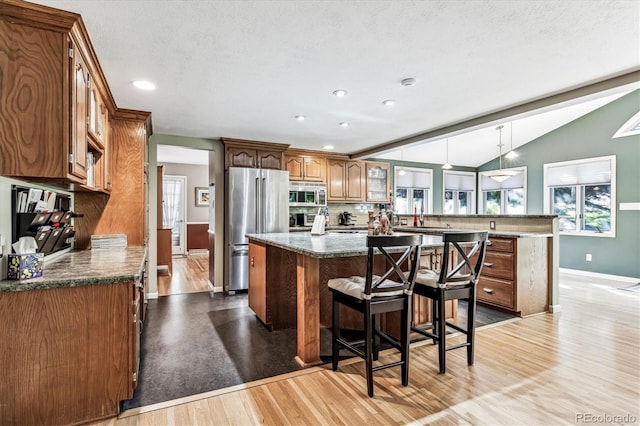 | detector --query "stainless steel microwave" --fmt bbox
[289,182,327,207]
